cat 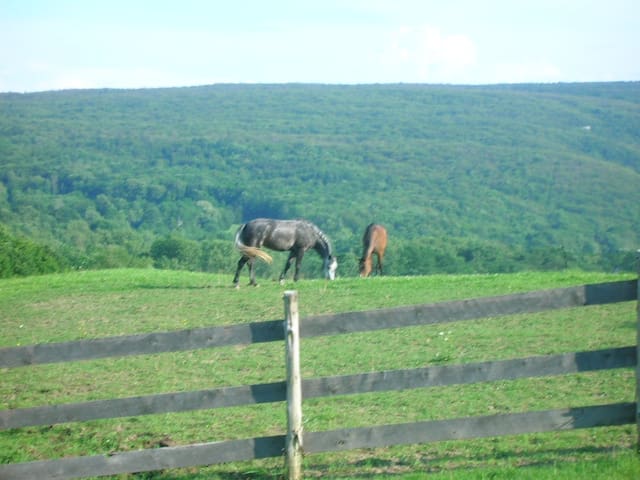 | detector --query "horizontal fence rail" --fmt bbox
[1,280,636,368]
[0,320,285,368]
[2,404,635,480]
[300,280,638,337]
[304,402,636,454]
[1,278,637,480]
[0,435,287,480]
[2,346,635,430]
